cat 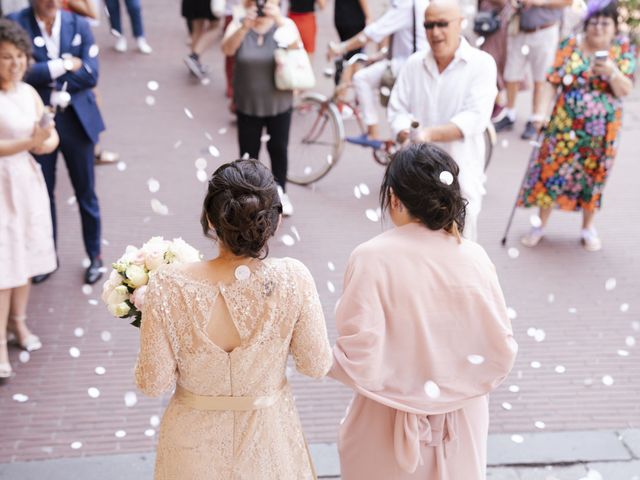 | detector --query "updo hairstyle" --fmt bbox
[201,159,282,259]
[380,143,467,236]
